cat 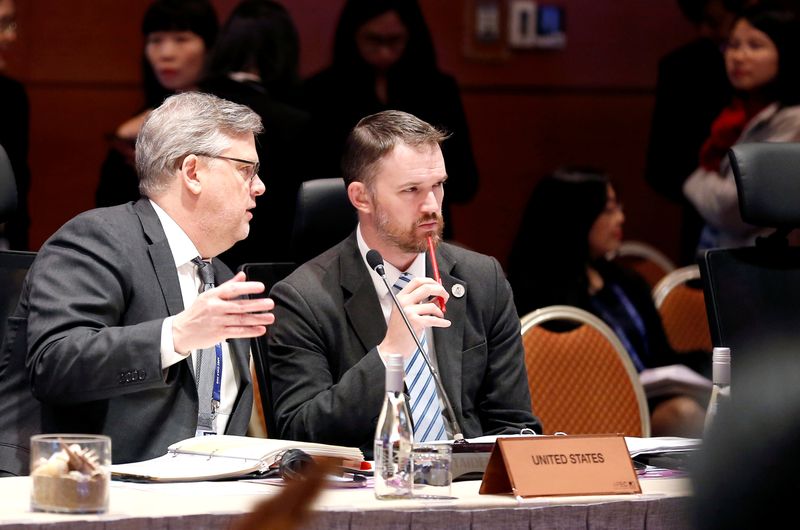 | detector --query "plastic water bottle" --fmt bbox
[374,353,413,499]
[704,347,731,436]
